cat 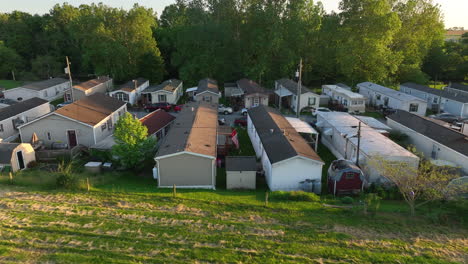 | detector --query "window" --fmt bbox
[203,96,211,102]
[107,118,113,130]
[253,97,259,106]
[345,172,355,180]
[383,97,389,106]
[47,132,51,141]
[55,87,59,95]
[376,94,381,100]
[65,93,72,102]
[308,97,316,106]
[433,97,438,104]
[0,124,3,132]
[101,123,107,131]
[343,99,348,106]
[43,90,48,97]
[409,103,419,112]
[158,94,167,102]
[113,92,129,102]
